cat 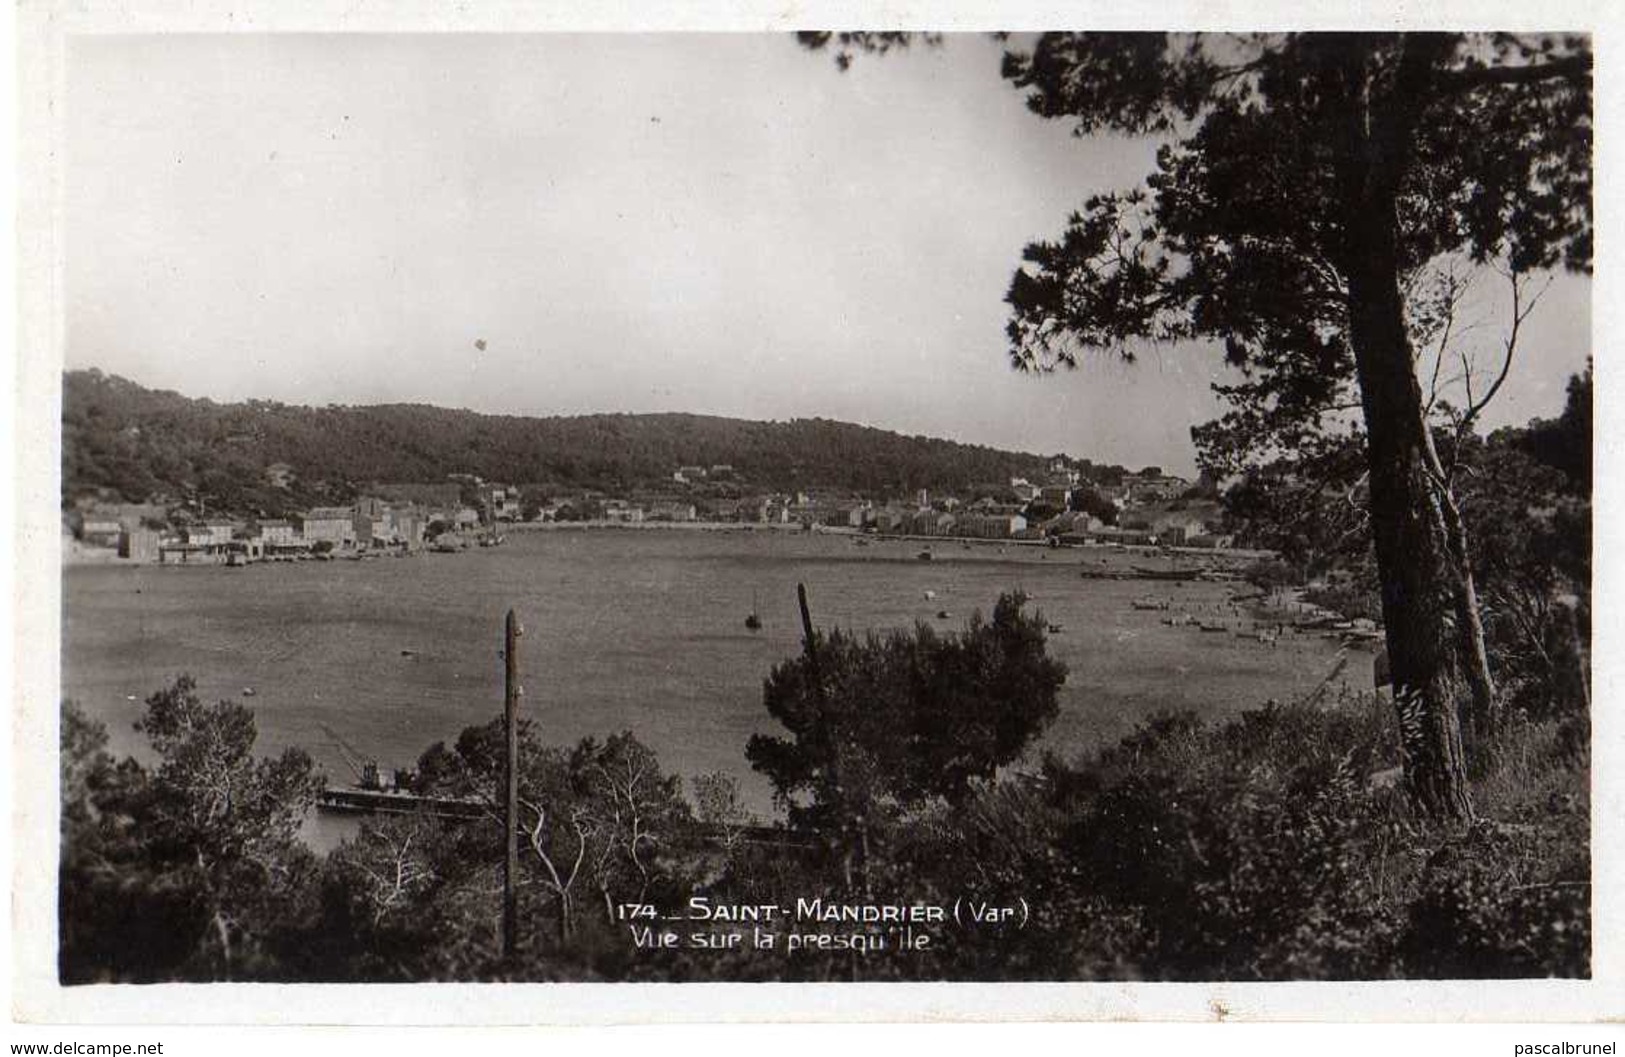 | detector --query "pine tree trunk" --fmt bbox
[1344,265,1474,820]
[1337,38,1476,820]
